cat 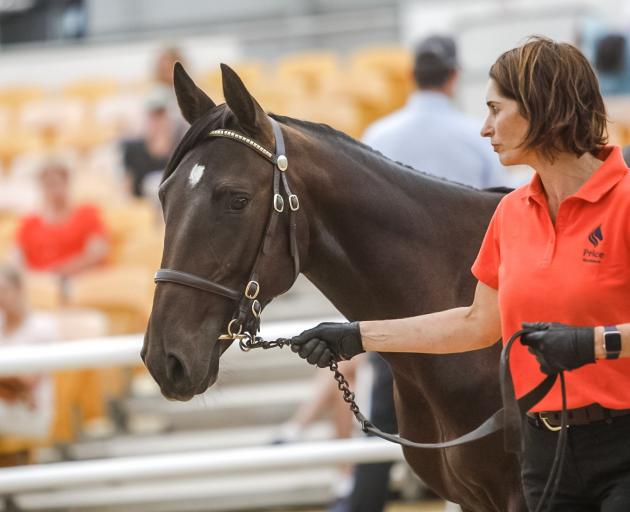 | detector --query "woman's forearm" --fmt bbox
[360,305,500,354]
